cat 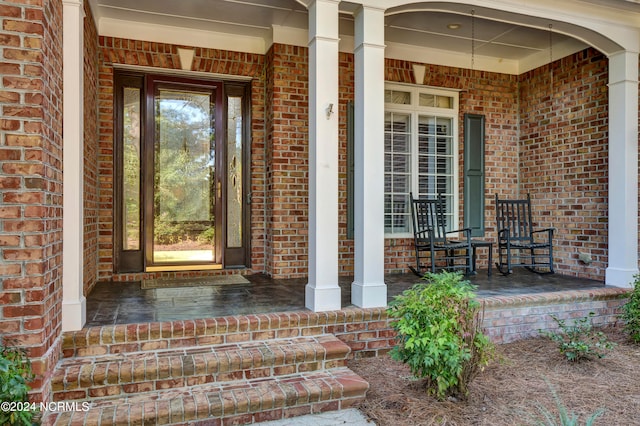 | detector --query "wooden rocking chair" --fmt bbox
[409,193,473,276]
[495,193,554,275]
